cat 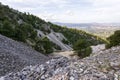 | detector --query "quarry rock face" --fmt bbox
[2,46,120,80]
